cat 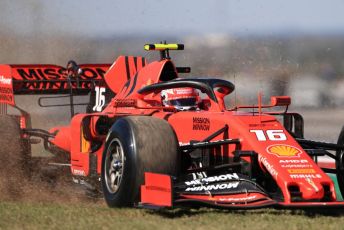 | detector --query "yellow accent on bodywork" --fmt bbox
[81,127,90,153]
